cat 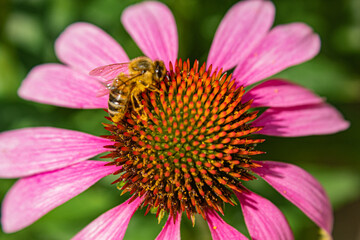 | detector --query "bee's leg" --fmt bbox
[147,85,160,93]
[130,91,143,111]
[131,91,147,121]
